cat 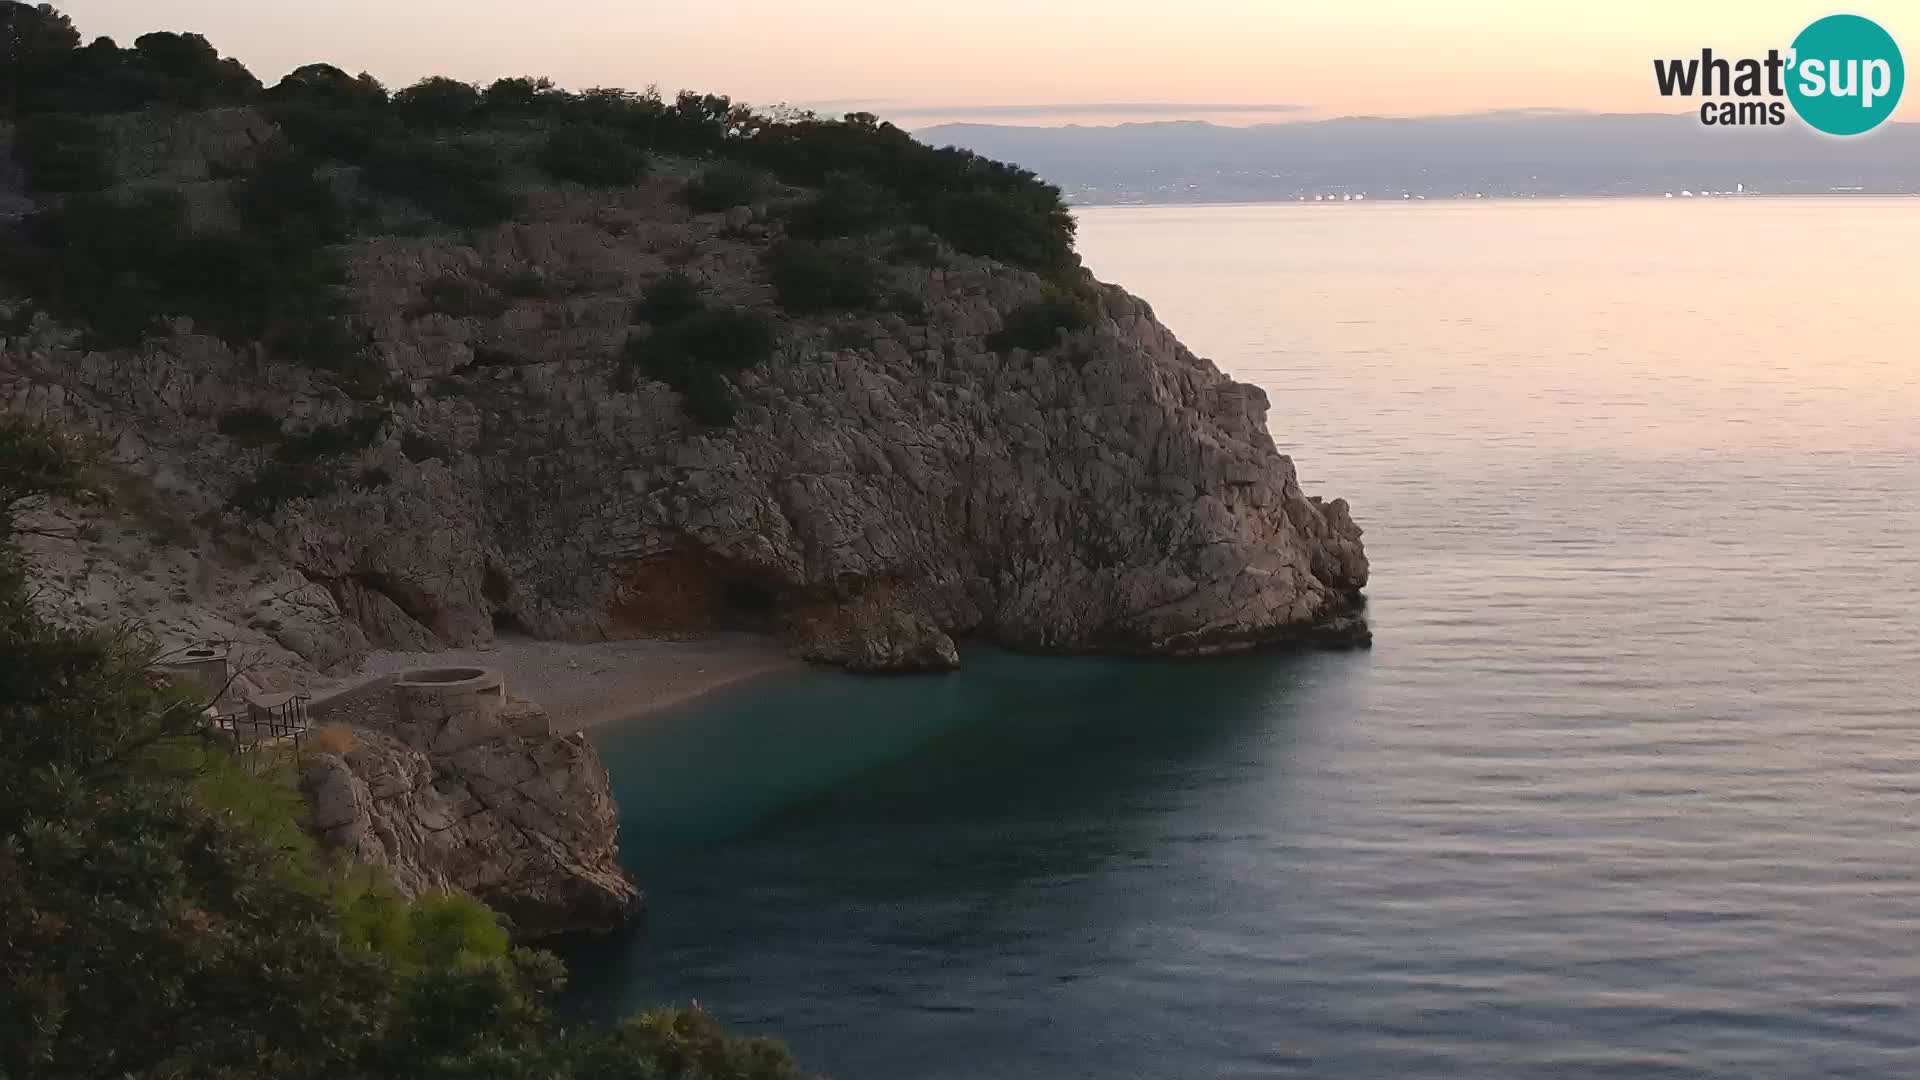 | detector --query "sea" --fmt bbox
[562,199,1920,1079]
